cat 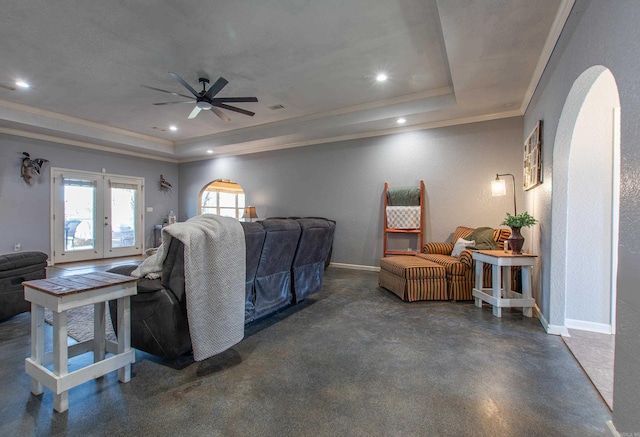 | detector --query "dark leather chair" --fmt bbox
[0,252,48,321]
[240,222,266,323]
[291,218,335,302]
[253,219,301,319]
[109,238,191,357]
